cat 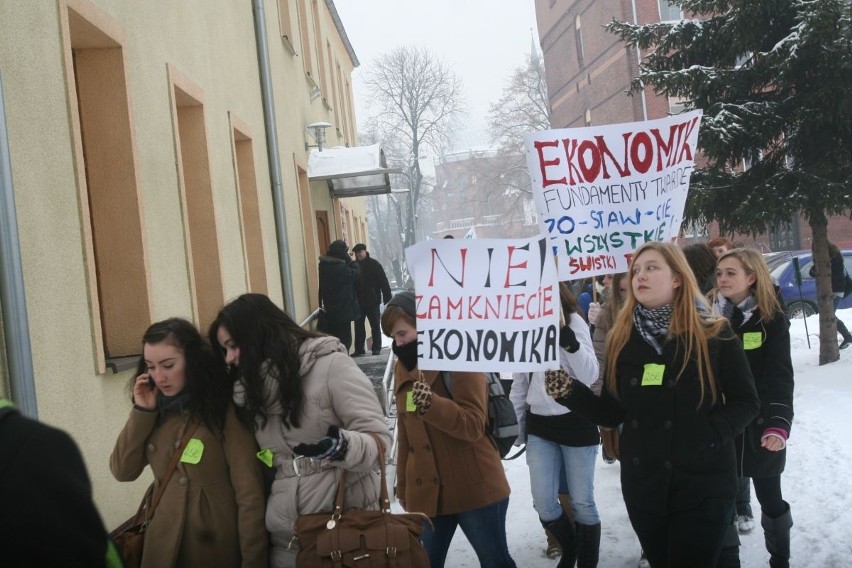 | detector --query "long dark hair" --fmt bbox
[208,293,323,430]
[131,318,230,434]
